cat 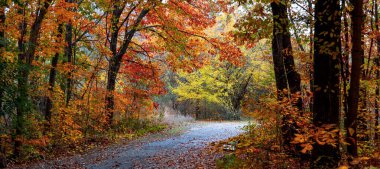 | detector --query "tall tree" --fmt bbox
[341,0,351,119]
[0,1,6,167]
[270,0,302,148]
[375,0,380,141]
[346,0,364,157]
[44,24,62,131]
[105,1,151,126]
[271,1,289,101]
[64,0,74,106]
[15,0,53,157]
[312,0,341,167]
